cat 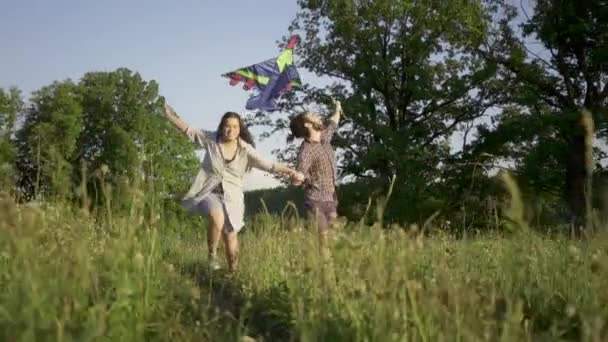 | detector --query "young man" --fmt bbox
[289,100,343,243]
